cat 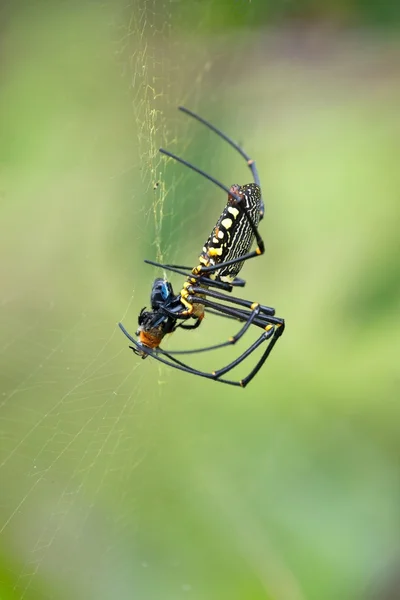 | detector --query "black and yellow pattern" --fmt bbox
[199,182,261,282]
